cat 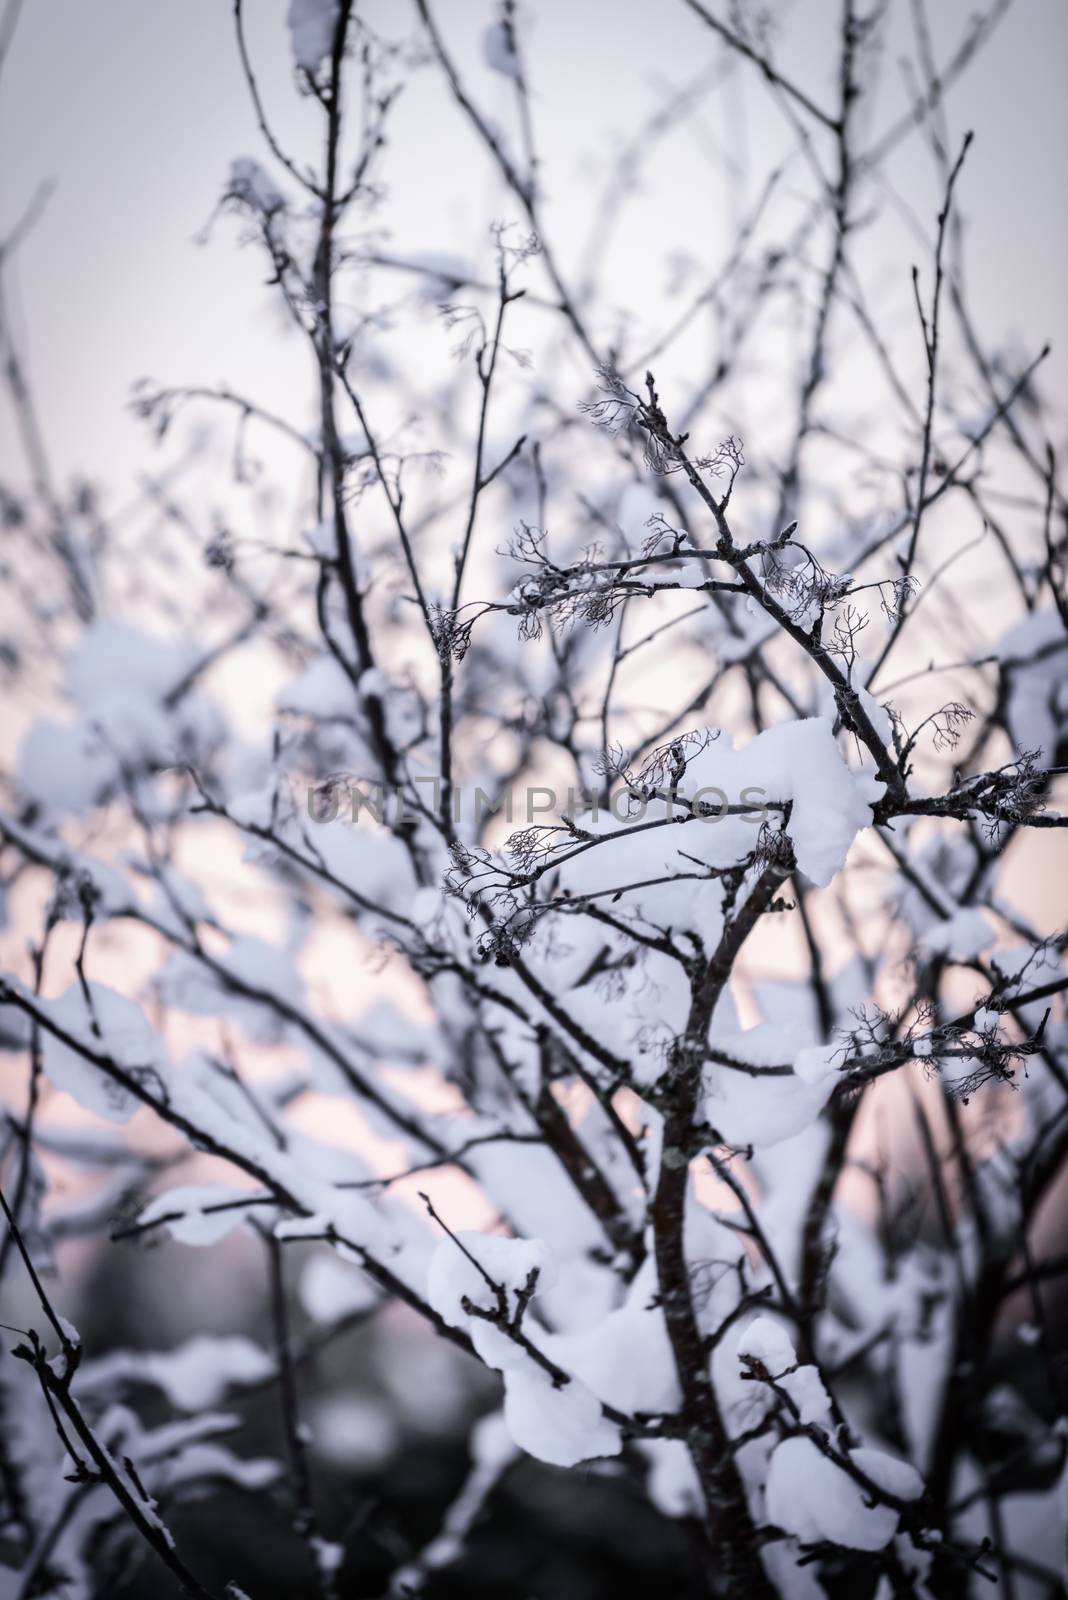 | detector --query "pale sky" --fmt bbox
[1,0,1065,506]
